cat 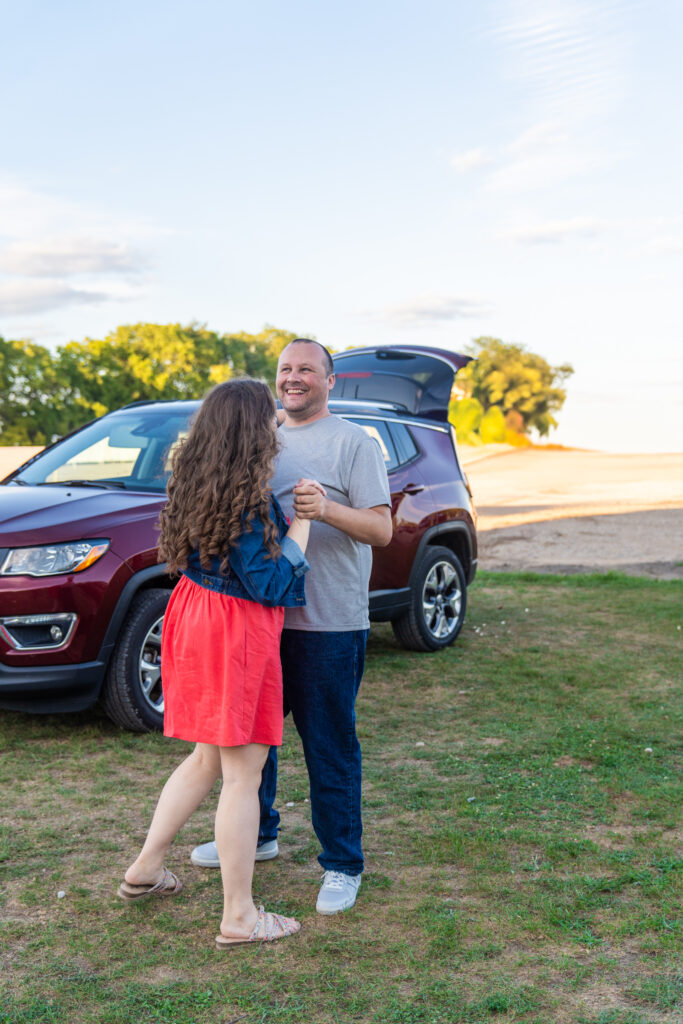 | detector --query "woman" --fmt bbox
[118,378,314,948]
